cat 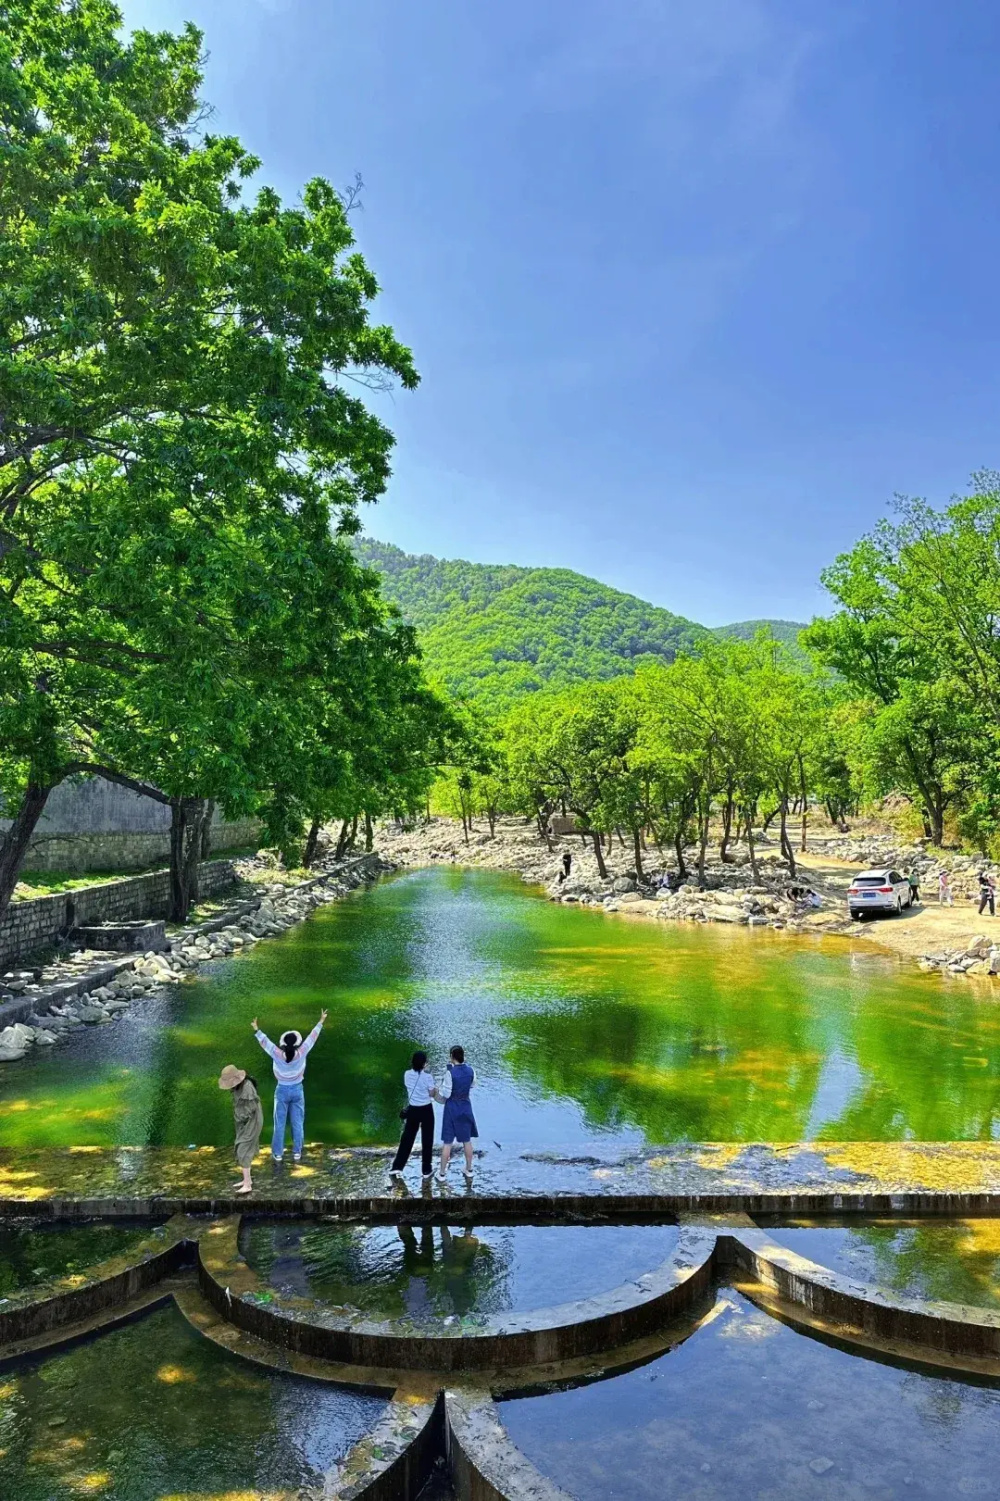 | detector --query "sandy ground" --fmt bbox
[794,849,996,959]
